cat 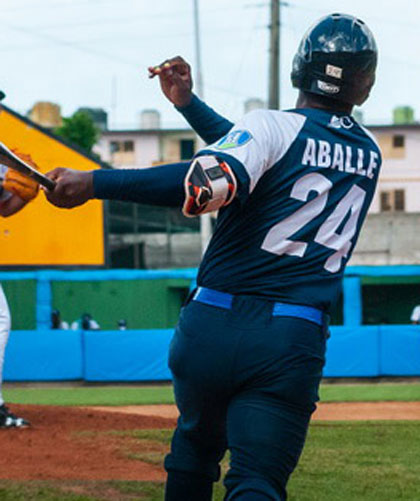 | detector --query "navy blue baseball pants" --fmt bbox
[164,291,327,500]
